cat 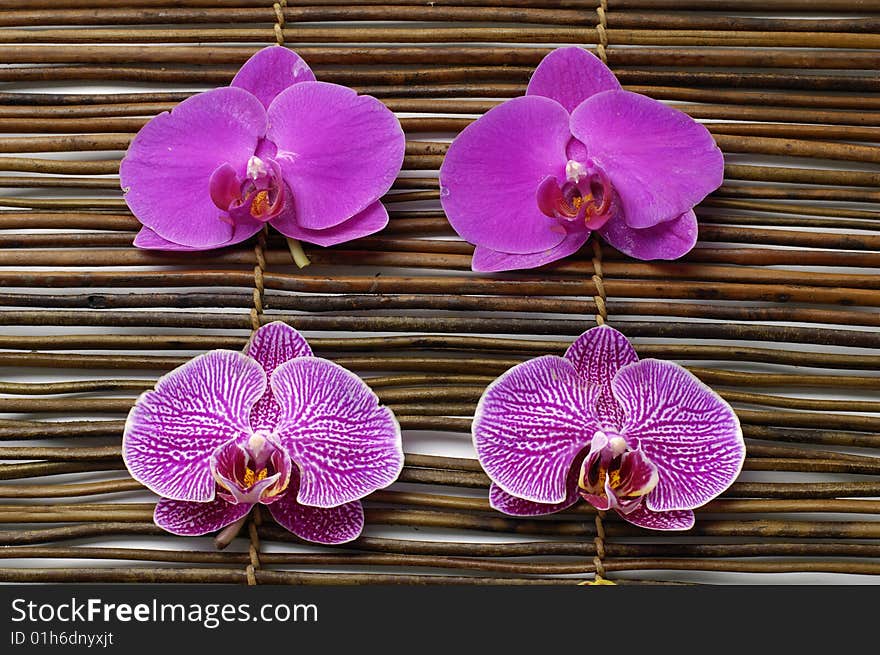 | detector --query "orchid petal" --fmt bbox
[120,87,266,248]
[611,359,745,512]
[154,497,252,536]
[490,483,579,517]
[600,209,698,261]
[473,355,600,505]
[267,82,404,230]
[570,90,723,229]
[231,45,316,109]
[564,325,638,430]
[246,321,313,370]
[439,95,572,255]
[132,221,262,252]
[269,490,364,545]
[245,322,313,430]
[619,505,695,531]
[208,162,241,210]
[272,357,403,508]
[526,46,621,113]
[471,228,589,273]
[272,200,389,247]
[123,351,266,502]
